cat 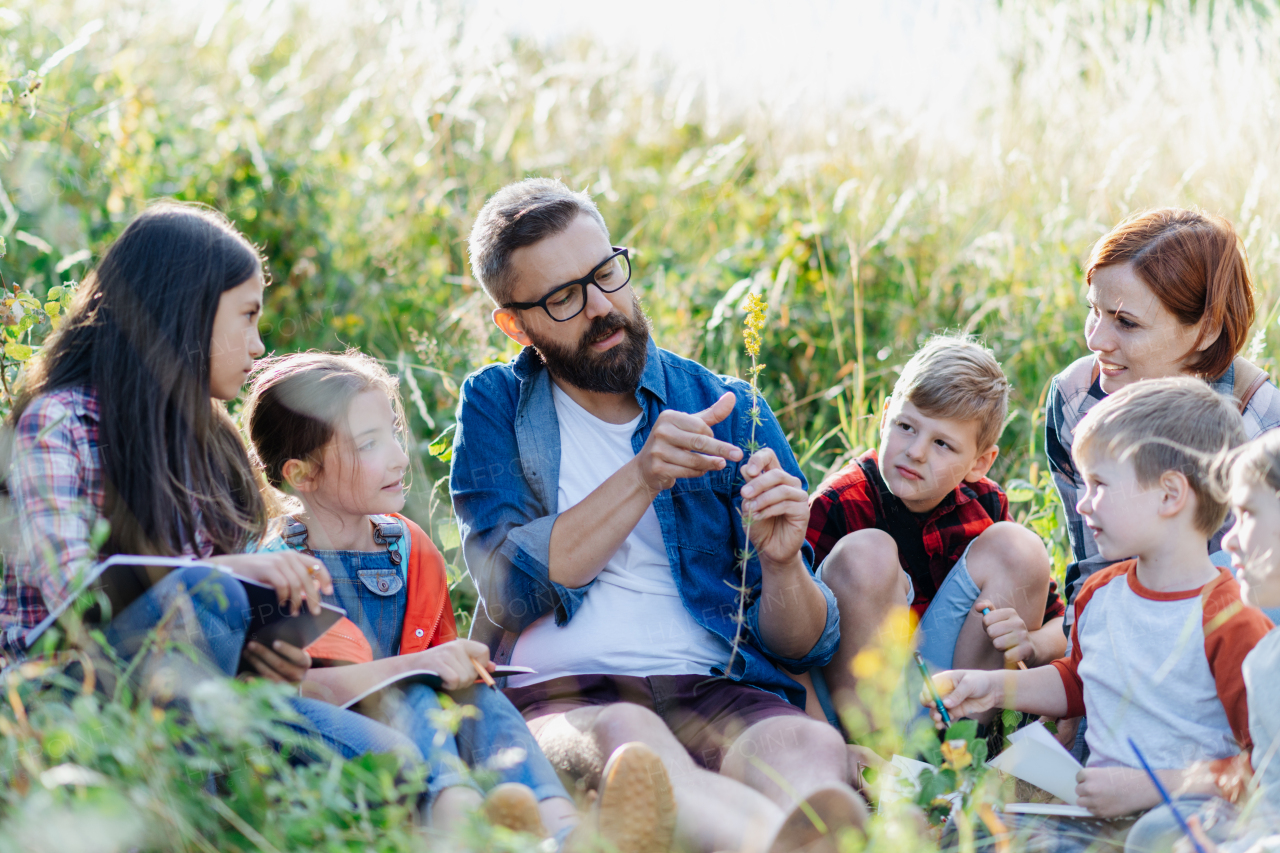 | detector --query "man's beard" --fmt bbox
[525,296,651,395]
